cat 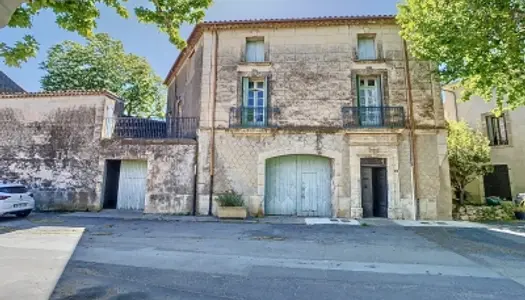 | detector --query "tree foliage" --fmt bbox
[40,33,165,117]
[397,0,525,112]
[447,121,493,204]
[1,0,213,67]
